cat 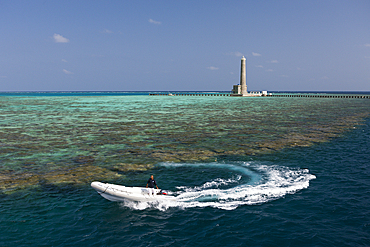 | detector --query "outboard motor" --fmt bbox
[160,190,168,195]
